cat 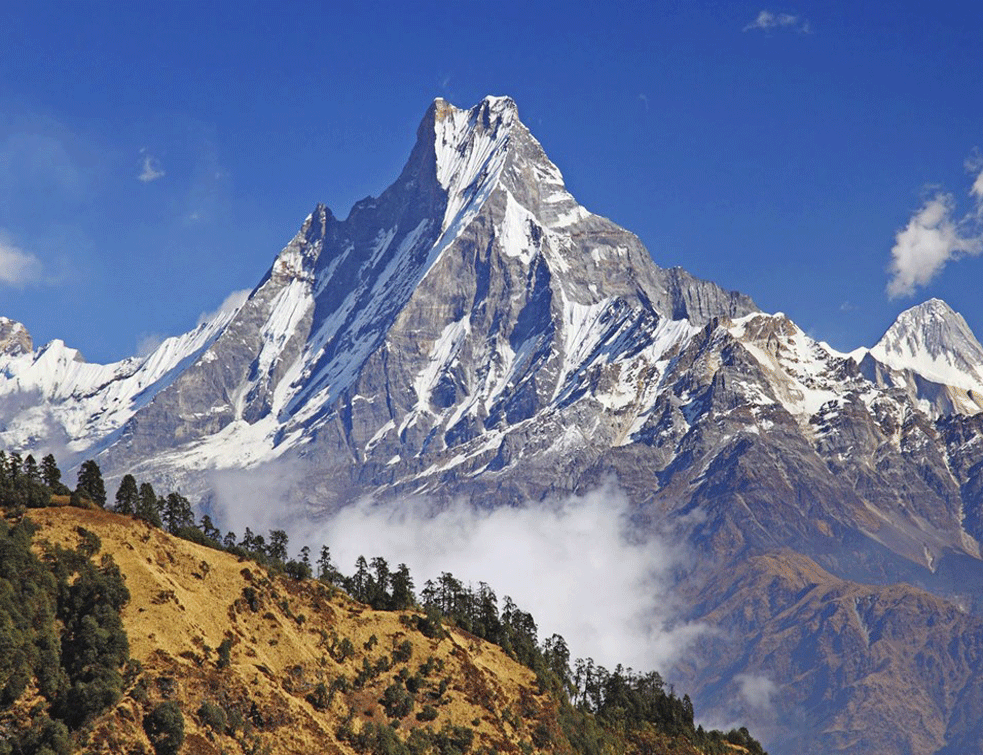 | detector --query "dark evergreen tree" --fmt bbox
[76,460,106,507]
[199,514,221,543]
[390,563,415,610]
[267,529,289,563]
[39,453,70,495]
[8,452,22,481]
[135,482,161,527]
[317,545,341,584]
[23,454,40,483]
[162,492,194,534]
[350,556,370,602]
[114,474,139,515]
[143,701,185,755]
